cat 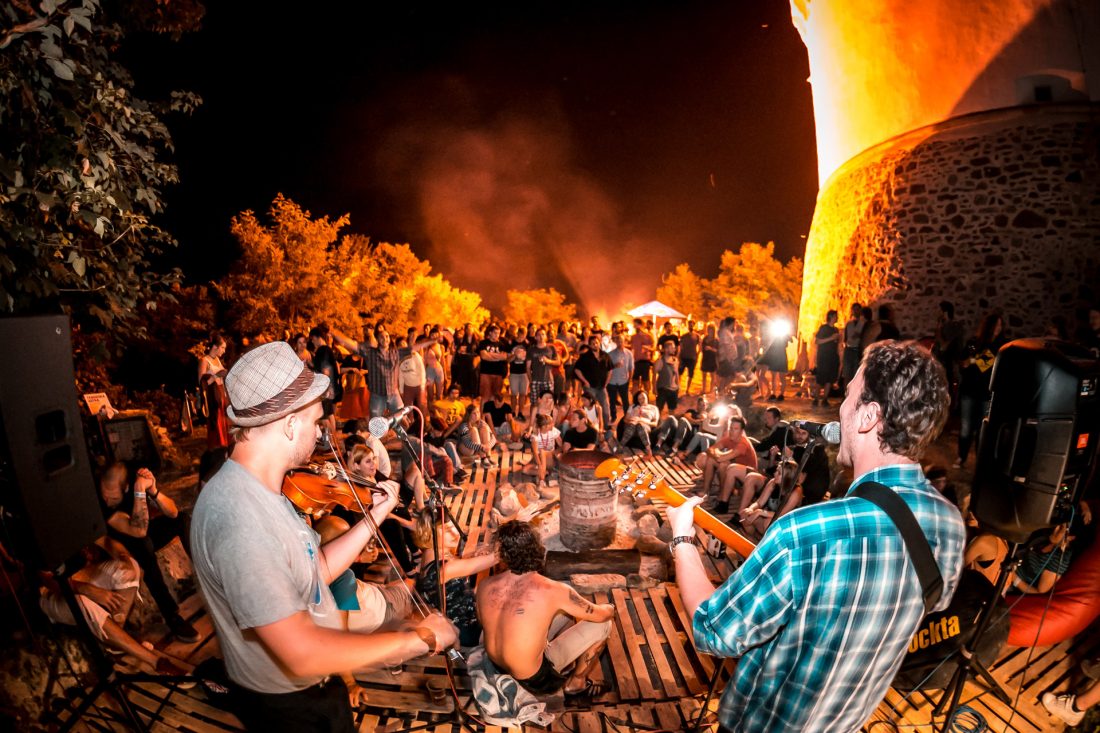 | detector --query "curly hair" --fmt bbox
[858,341,949,461]
[494,520,545,574]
